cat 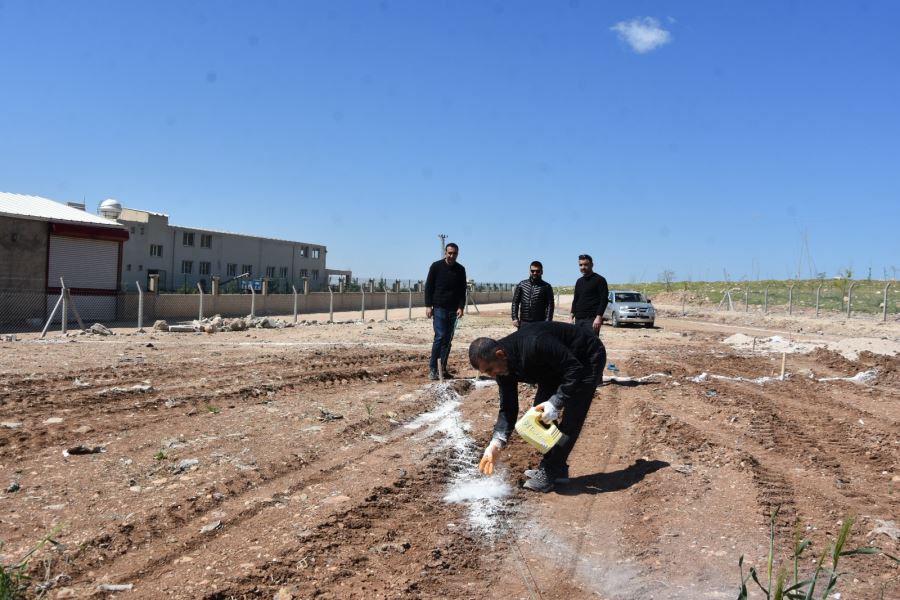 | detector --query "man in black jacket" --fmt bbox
[469,322,606,492]
[570,254,609,336]
[424,243,467,380]
[511,260,554,327]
